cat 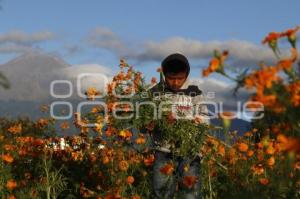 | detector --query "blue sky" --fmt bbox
[0,0,300,79]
